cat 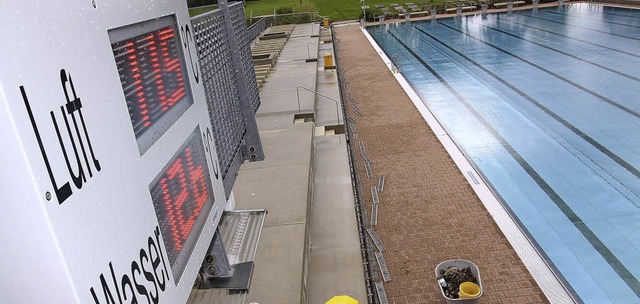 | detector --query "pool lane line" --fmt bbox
[519,12,640,41]
[492,15,640,59]
[462,18,640,82]
[366,27,582,304]
[602,7,640,19]
[544,10,640,29]
[386,27,640,299]
[434,21,640,120]
[410,23,640,188]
